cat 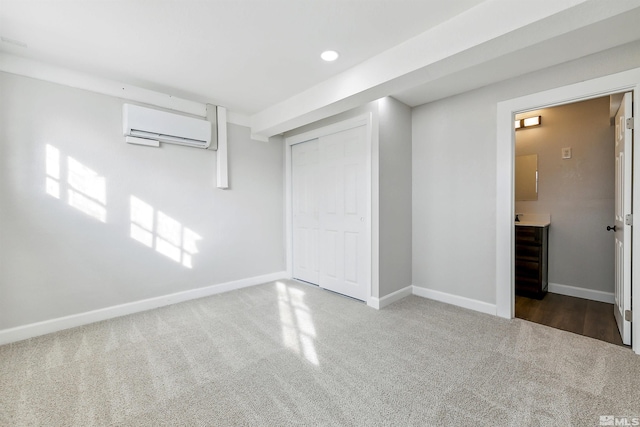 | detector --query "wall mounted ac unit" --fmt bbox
[123,104,214,149]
